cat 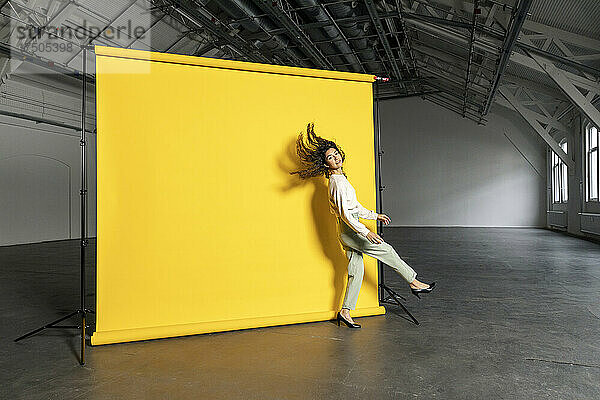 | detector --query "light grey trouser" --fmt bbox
[339,211,417,310]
